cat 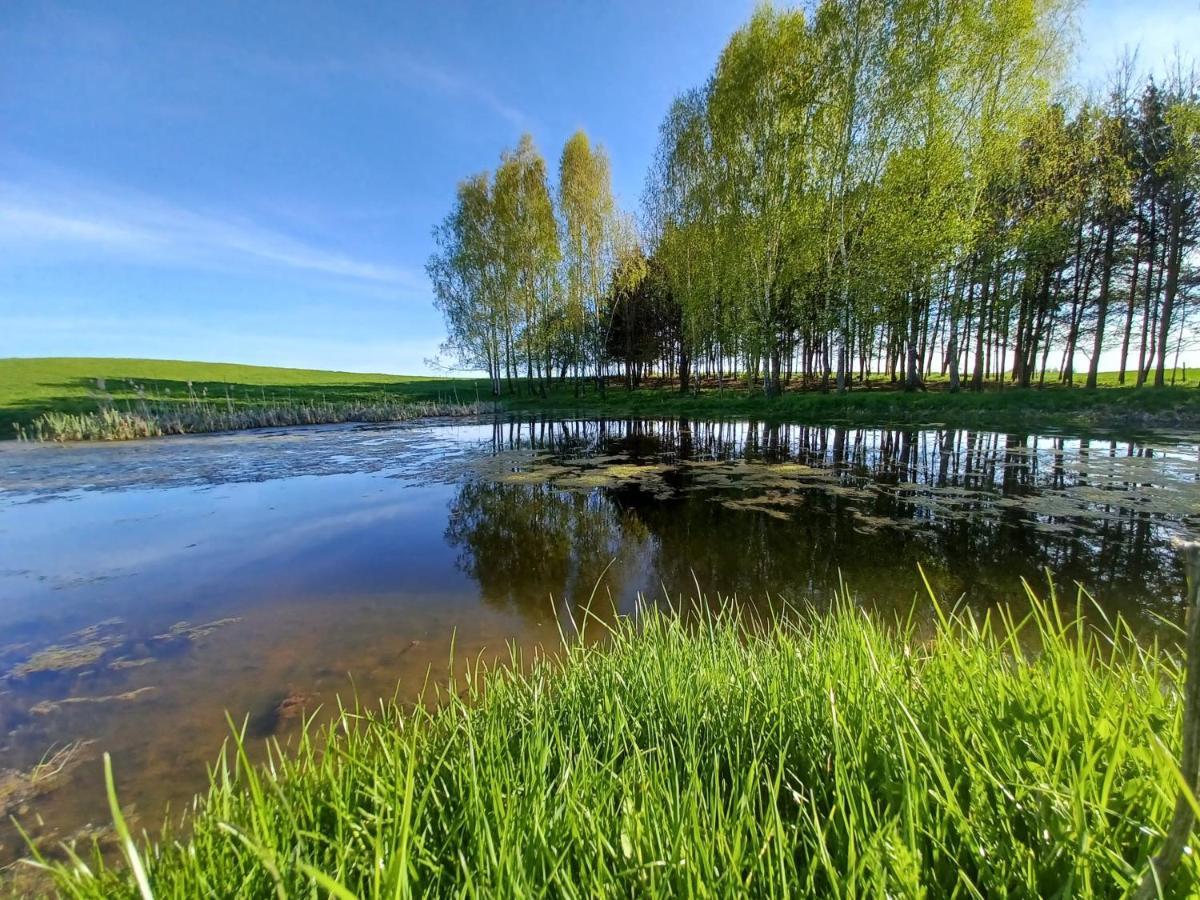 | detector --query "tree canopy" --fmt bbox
[430,0,1199,396]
